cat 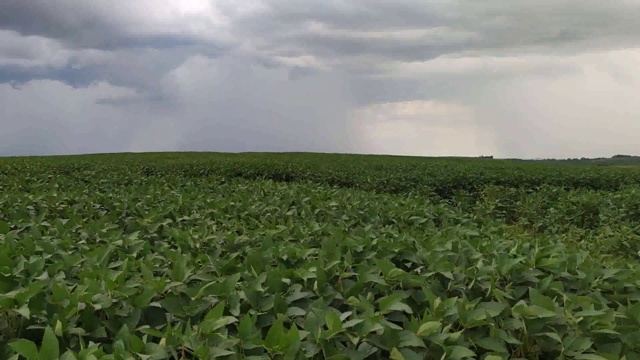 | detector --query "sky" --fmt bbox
[1,1,640,159]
